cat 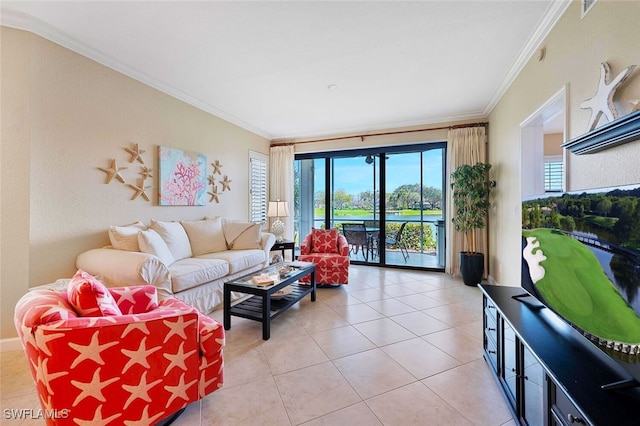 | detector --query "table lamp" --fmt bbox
[267,200,289,242]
